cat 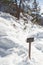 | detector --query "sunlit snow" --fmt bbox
[0,12,43,65]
